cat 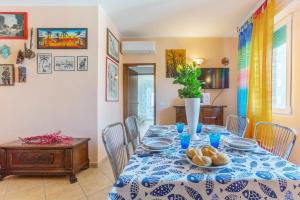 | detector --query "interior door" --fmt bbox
[127,69,139,118]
